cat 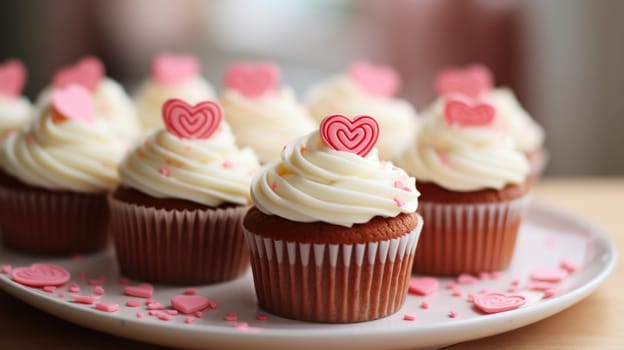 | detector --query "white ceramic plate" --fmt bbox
[0,203,616,350]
